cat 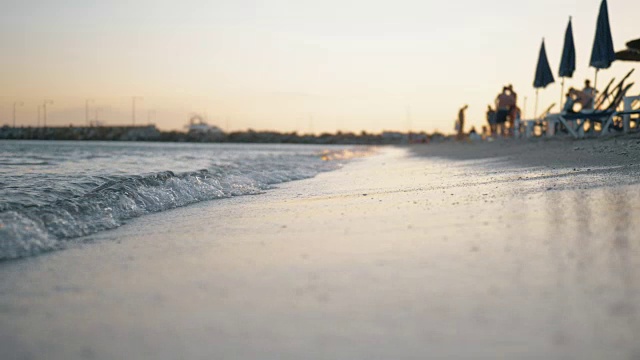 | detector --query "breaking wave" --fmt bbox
[0,147,370,260]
